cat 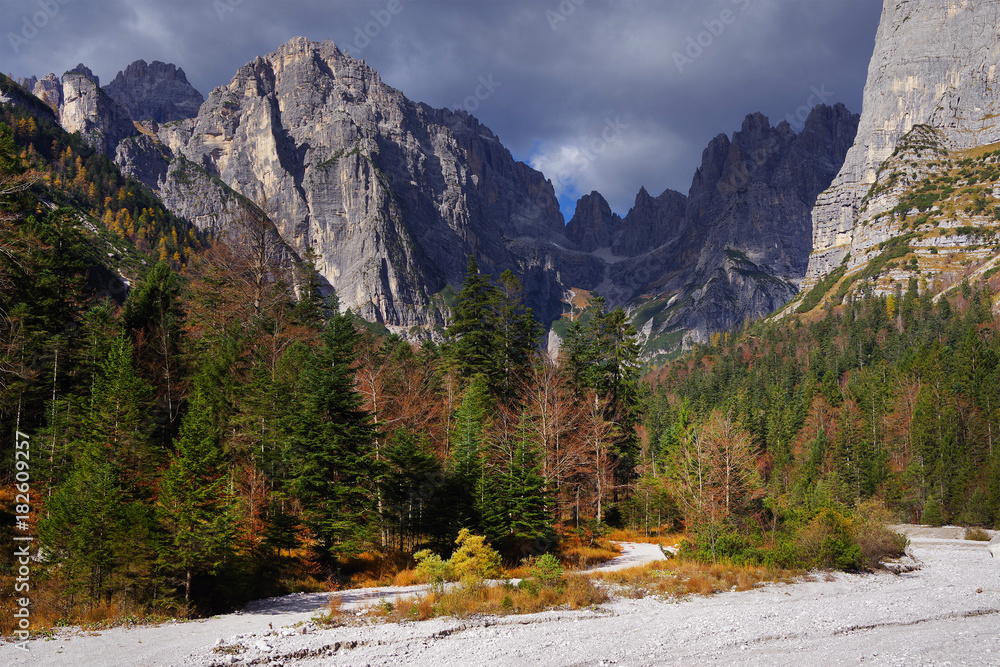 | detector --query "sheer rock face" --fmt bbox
[566,192,619,253]
[32,74,62,116]
[149,37,567,327]
[804,0,1000,286]
[612,187,687,257]
[104,60,205,122]
[59,70,137,157]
